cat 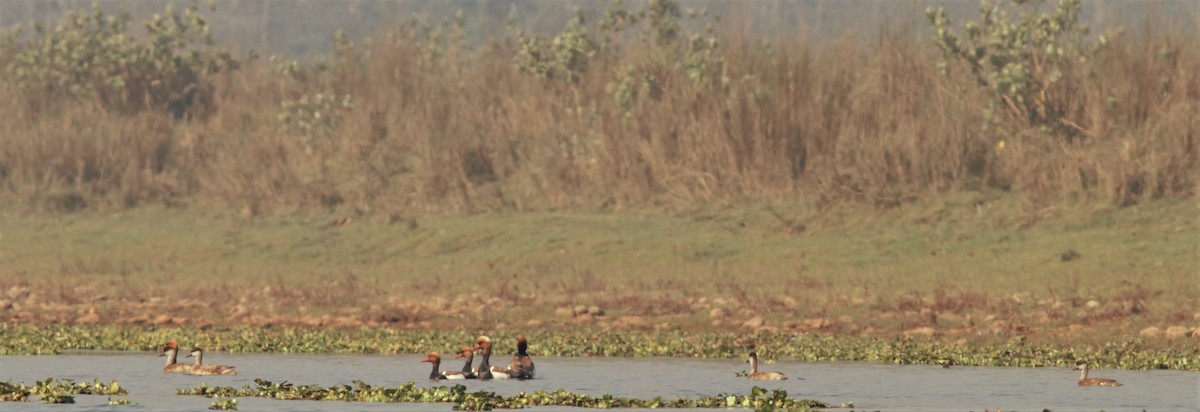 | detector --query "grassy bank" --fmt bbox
[2,195,1197,363]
